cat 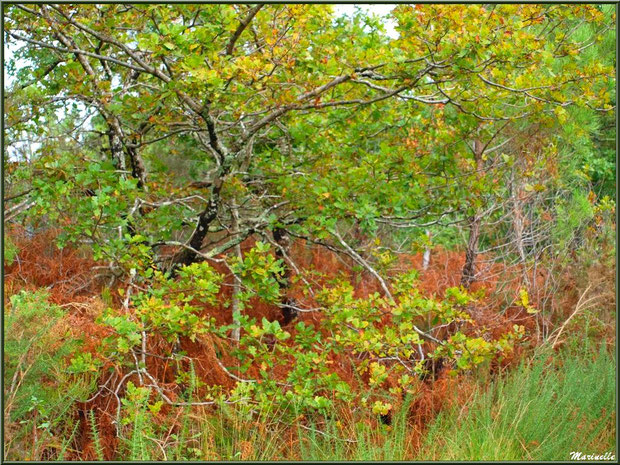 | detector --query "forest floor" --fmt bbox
[3,227,616,461]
